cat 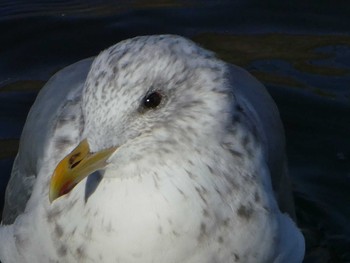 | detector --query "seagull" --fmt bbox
[0,35,304,263]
